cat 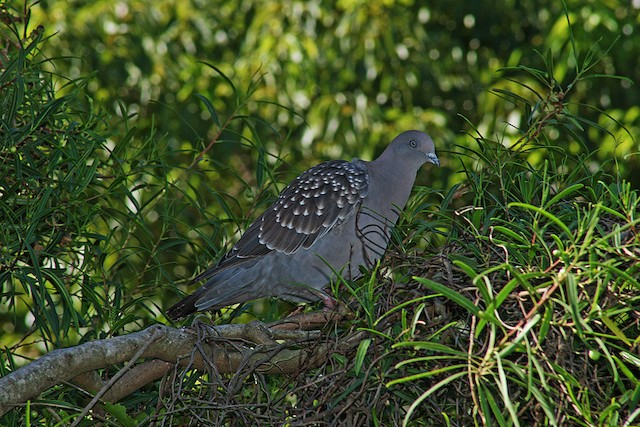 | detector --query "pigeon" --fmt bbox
[166,130,439,319]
